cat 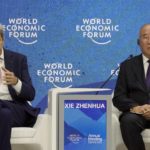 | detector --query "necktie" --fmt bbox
[146,60,150,89]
